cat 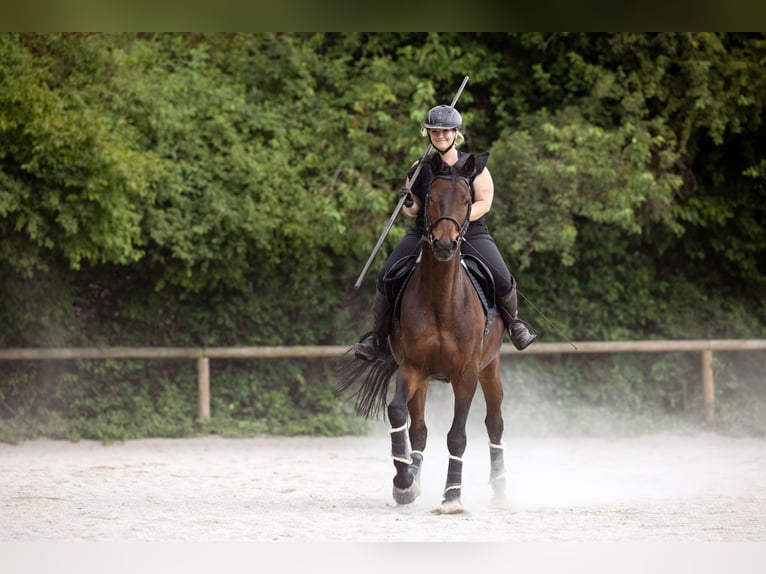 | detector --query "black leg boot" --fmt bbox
[352,289,391,362]
[497,281,537,351]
